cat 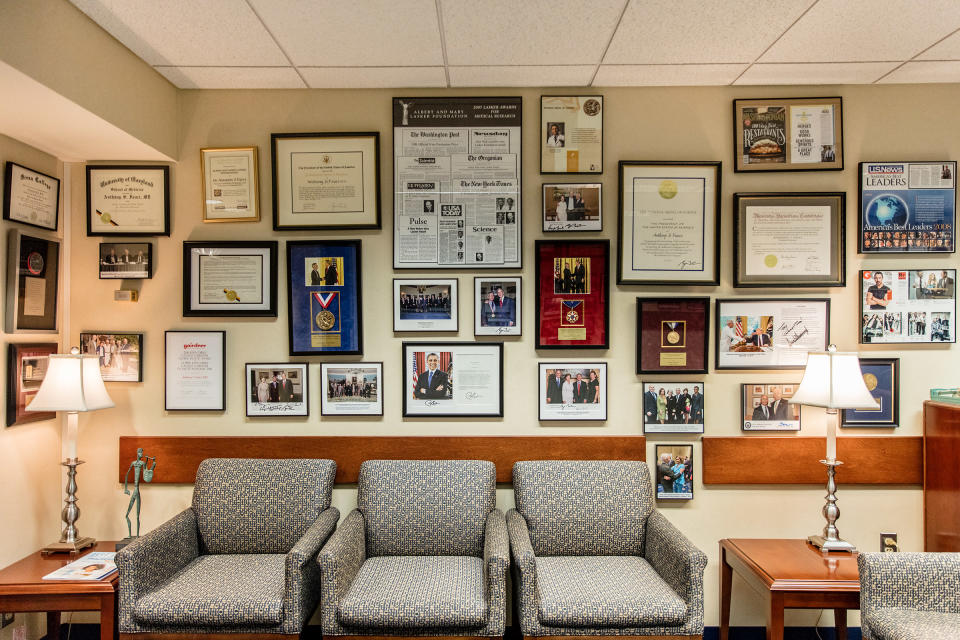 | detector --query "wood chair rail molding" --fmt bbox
[118,435,646,484]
